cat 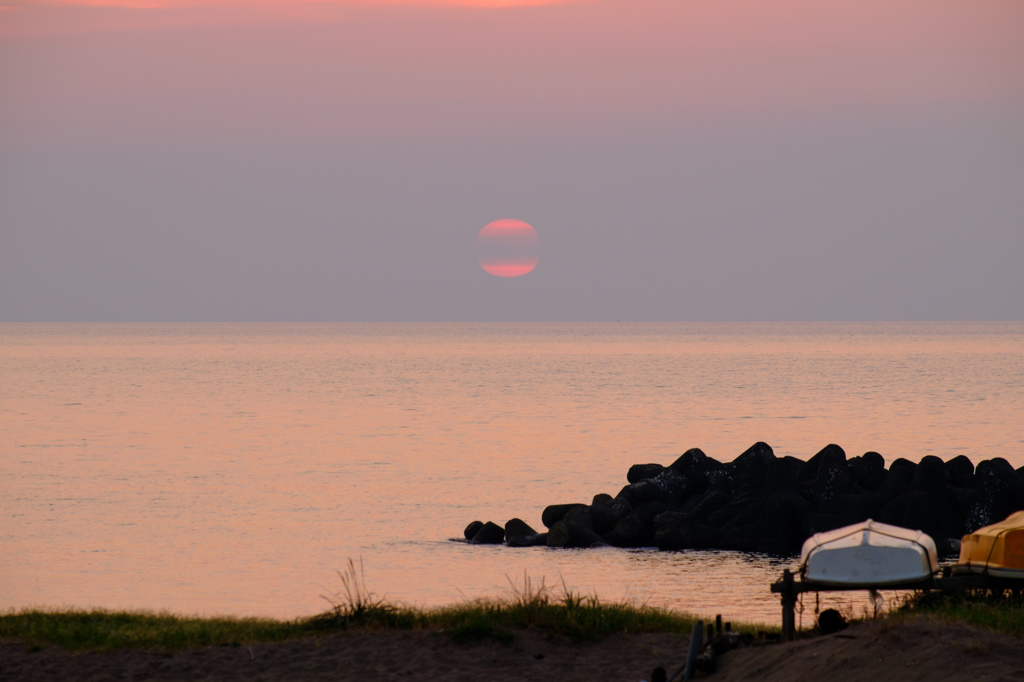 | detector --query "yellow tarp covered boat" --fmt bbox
[958,511,1024,578]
